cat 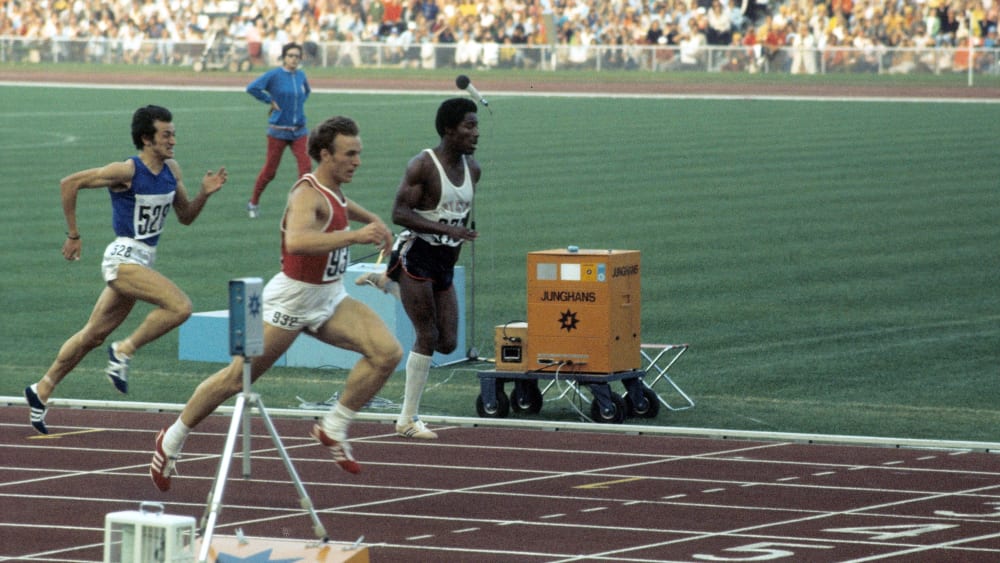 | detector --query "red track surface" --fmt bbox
[3,405,1000,562]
